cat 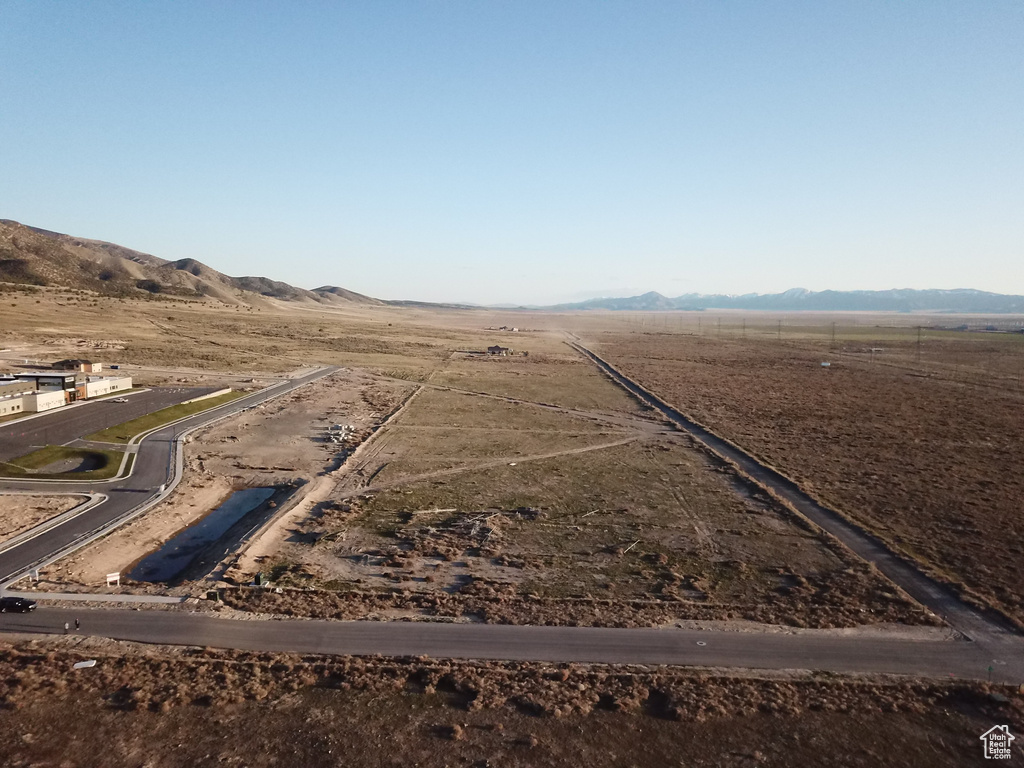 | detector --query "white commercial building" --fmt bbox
[24,389,67,413]
[0,394,26,417]
[84,375,132,398]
